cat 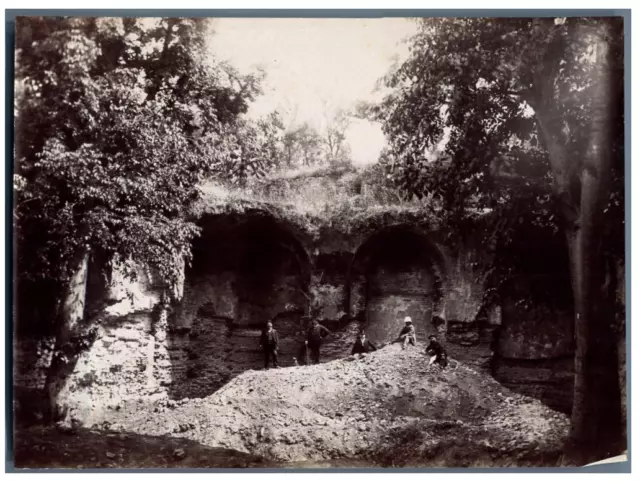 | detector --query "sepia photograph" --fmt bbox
[9,11,628,471]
